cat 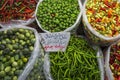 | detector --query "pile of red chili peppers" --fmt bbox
[110,43,120,80]
[0,0,37,22]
